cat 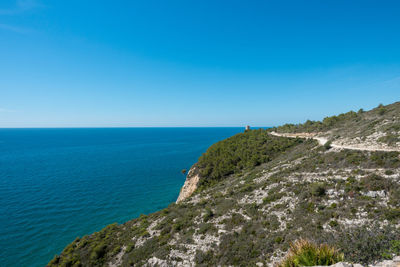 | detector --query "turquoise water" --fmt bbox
[0,128,243,267]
